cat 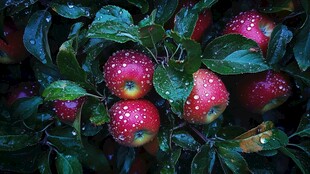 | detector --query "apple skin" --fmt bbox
[104,50,154,99]
[223,10,276,55]
[0,19,28,64]
[7,82,39,106]
[128,156,148,174]
[143,136,159,156]
[108,99,160,147]
[173,0,213,42]
[183,69,229,124]
[53,97,85,122]
[237,70,292,114]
